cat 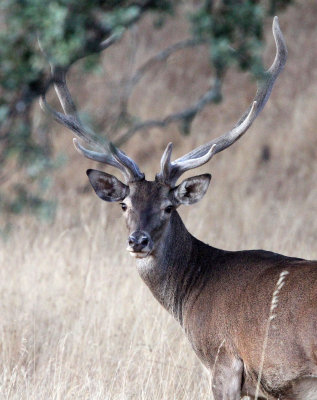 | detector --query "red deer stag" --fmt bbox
[41,17,317,400]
